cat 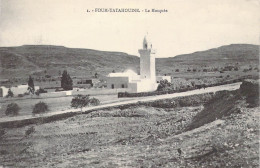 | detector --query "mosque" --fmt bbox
[106,35,171,93]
